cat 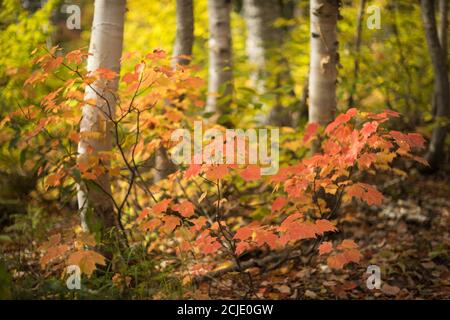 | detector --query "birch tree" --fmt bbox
[243,0,300,126]
[154,0,194,182]
[206,0,233,122]
[308,0,340,126]
[77,0,126,235]
[420,0,449,171]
